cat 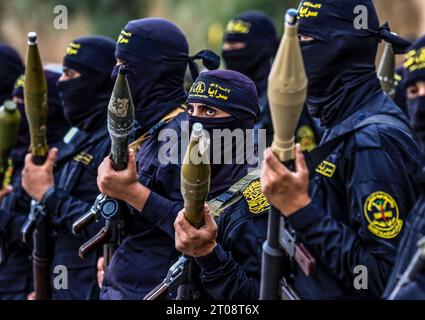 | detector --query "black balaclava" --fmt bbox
[0,43,24,104]
[298,0,411,128]
[11,70,70,163]
[186,69,259,196]
[222,11,278,85]
[112,18,220,135]
[404,35,425,149]
[57,36,116,131]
